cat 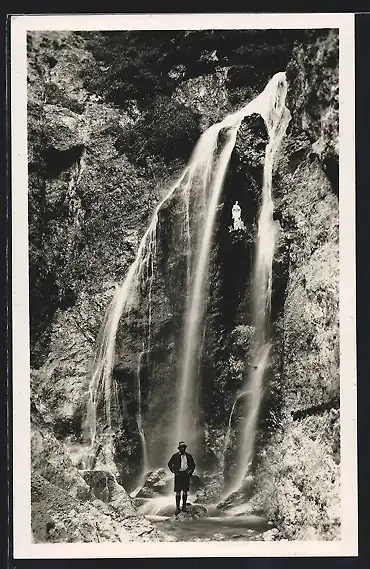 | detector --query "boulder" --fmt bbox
[129,486,143,499]
[217,476,255,512]
[172,504,208,521]
[32,472,126,542]
[42,105,85,151]
[189,474,203,491]
[80,469,136,517]
[132,497,148,508]
[136,487,156,499]
[80,469,114,501]
[31,419,92,502]
[110,486,137,518]
[193,472,223,504]
[136,468,172,498]
[260,528,280,541]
